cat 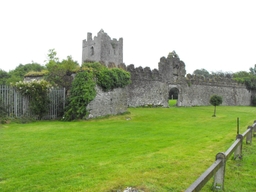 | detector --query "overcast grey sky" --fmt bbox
[1,0,256,74]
